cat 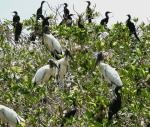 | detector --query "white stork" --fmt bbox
[95,52,123,96]
[0,104,25,127]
